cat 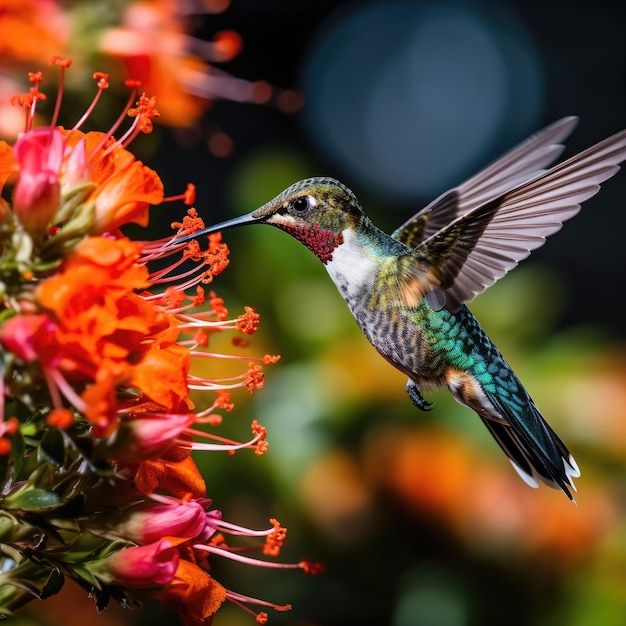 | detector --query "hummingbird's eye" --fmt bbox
[291,196,311,212]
